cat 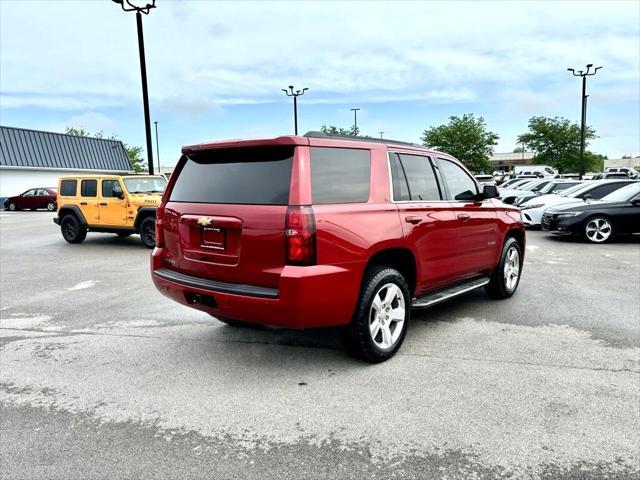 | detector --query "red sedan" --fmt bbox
[4,187,58,211]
